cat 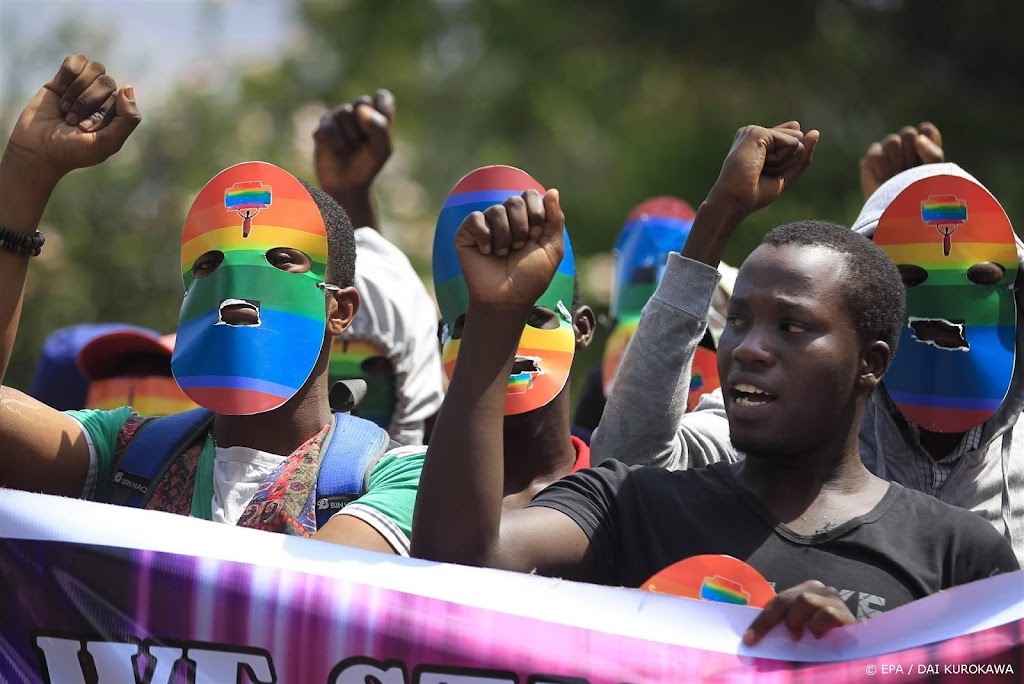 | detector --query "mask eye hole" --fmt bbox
[526,307,559,330]
[191,250,224,280]
[897,264,929,287]
[966,261,1005,285]
[265,247,312,273]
